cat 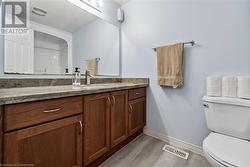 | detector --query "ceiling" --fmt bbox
[30,0,98,33]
